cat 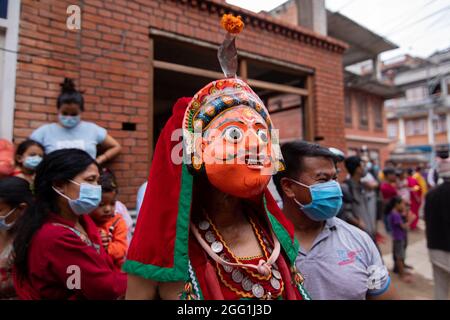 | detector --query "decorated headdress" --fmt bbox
[182,15,284,174]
